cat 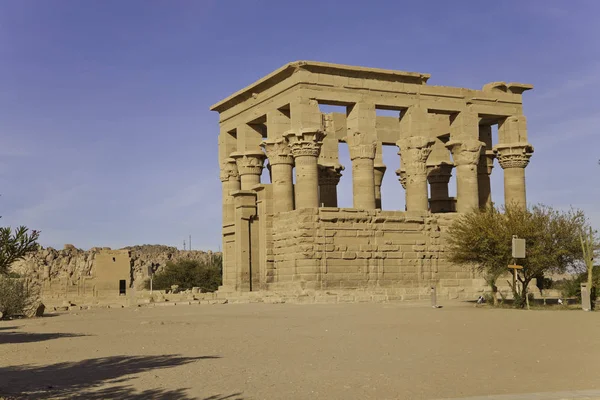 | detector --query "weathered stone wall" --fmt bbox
[271,208,484,296]
[10,244,221,289]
